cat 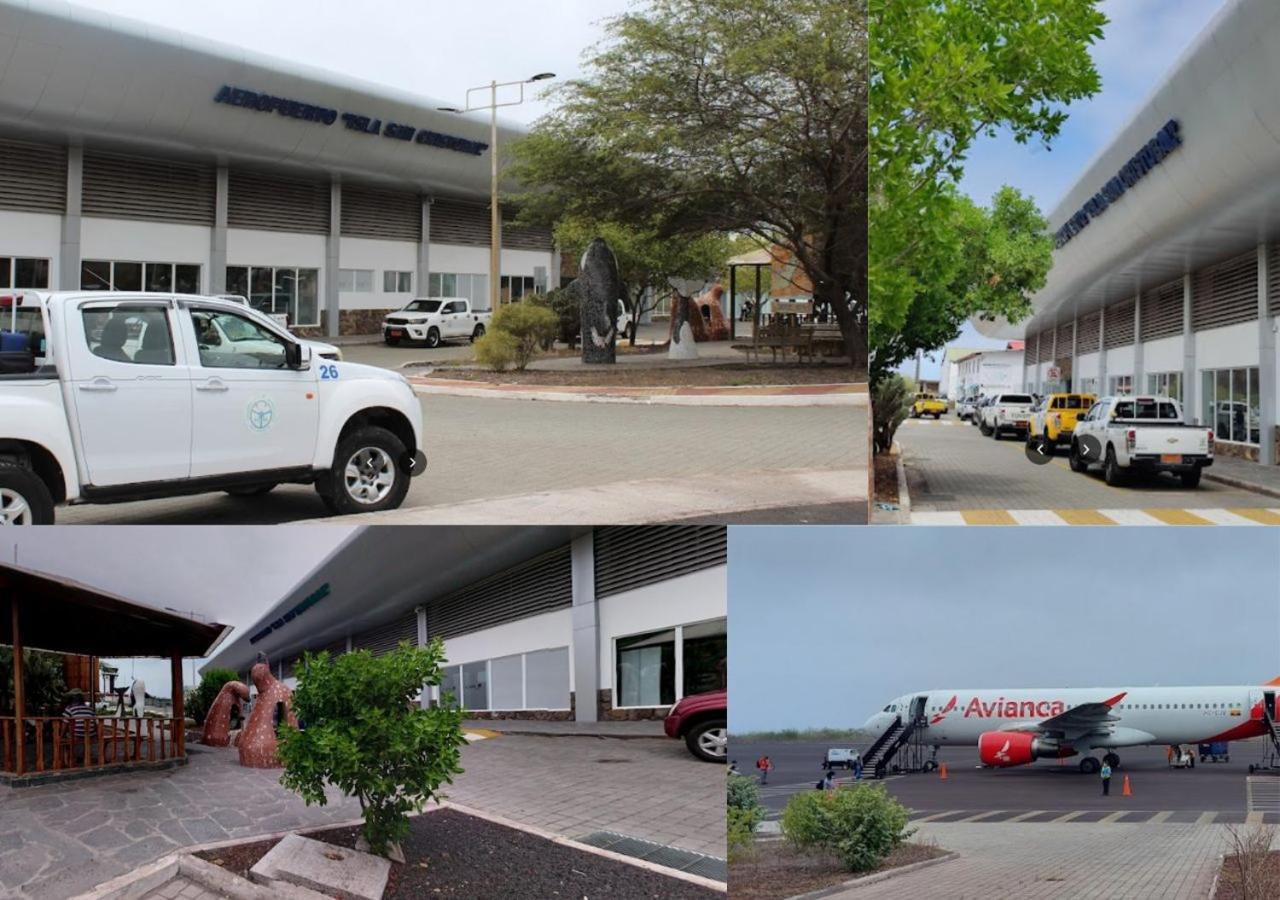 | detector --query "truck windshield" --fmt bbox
[404,300,442,313]
[1001,395,1032,404]
[1114,399,1179,419]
